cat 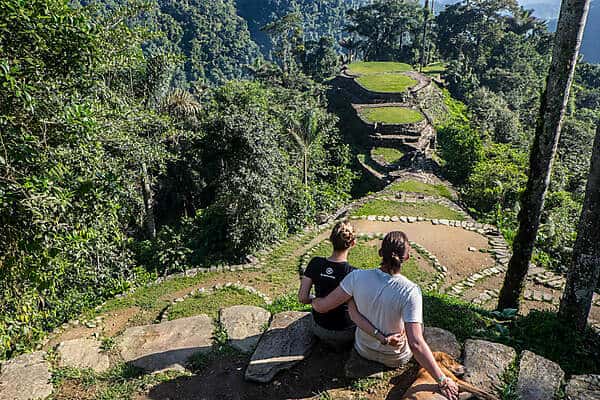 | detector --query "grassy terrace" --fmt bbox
[360,106,424,124]
[388,180,454,200]
[168,287,267,320]
[355,73,417,93]
[346,61,412,75]
[346,61,417,93]
[421,62,447,75]
[372,147,405,164]
[352,199,465,220]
